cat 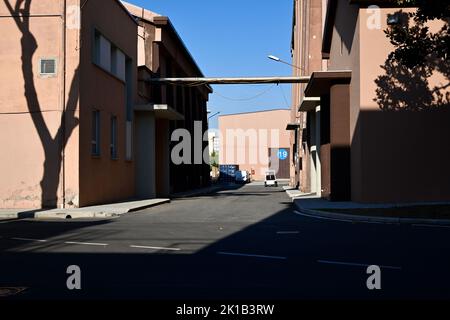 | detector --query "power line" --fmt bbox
[214,84,275,102]
[278,84,290,108]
